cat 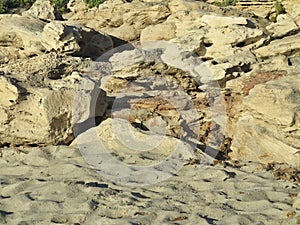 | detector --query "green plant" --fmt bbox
[51,0,69,13]
[0,1,7,13]
[83,0,106,8]
[0,0,36,13]
[274,0,286,17]
[0,0,72,14]
[214,0,237,7]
